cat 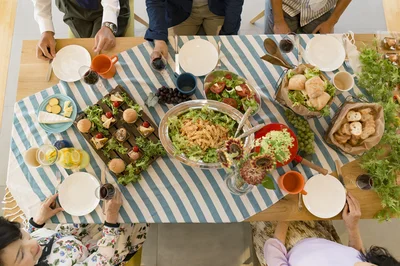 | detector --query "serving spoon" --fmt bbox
[263,38,294,69]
